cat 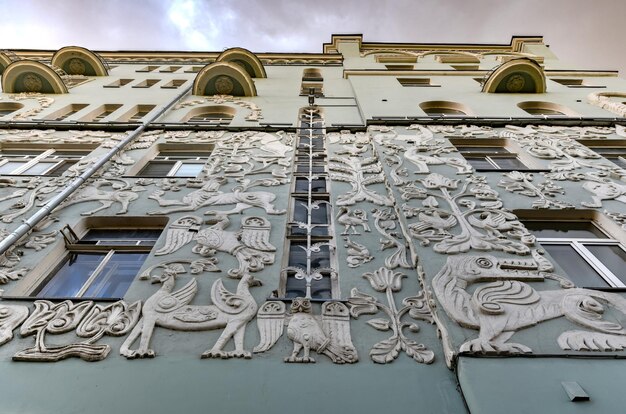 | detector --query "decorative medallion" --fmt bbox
[215,75,234,94]
[22,74,43,92]
[67,58,86,75]
[505,74,525,92]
